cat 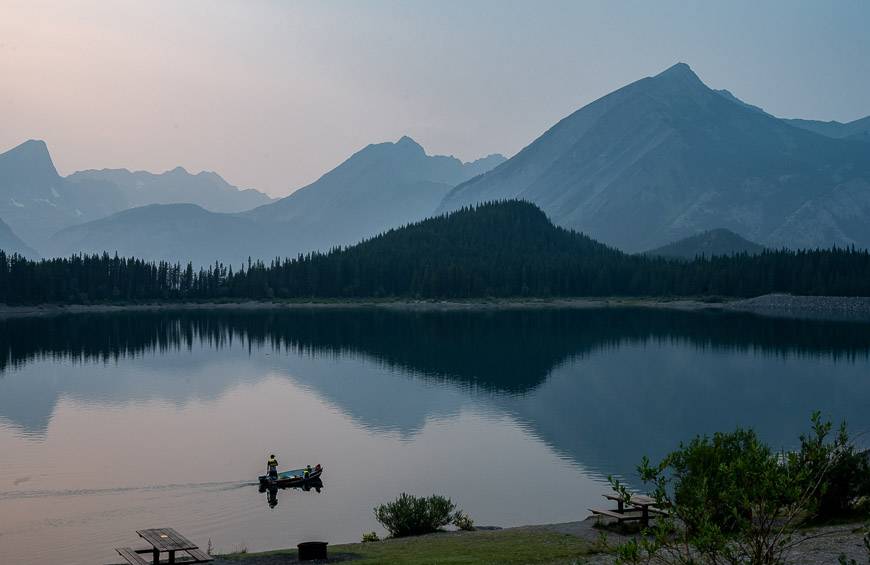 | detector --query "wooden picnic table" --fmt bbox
[115,527,213,565]
[136,528,199,564]
[597,493,665,527]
